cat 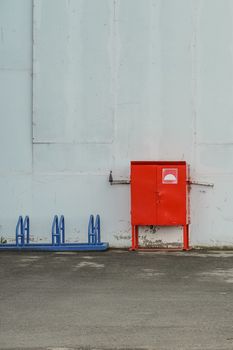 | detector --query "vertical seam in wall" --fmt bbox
[112,0,118,170]
[32,0,35,173]
[191,0,199,176]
